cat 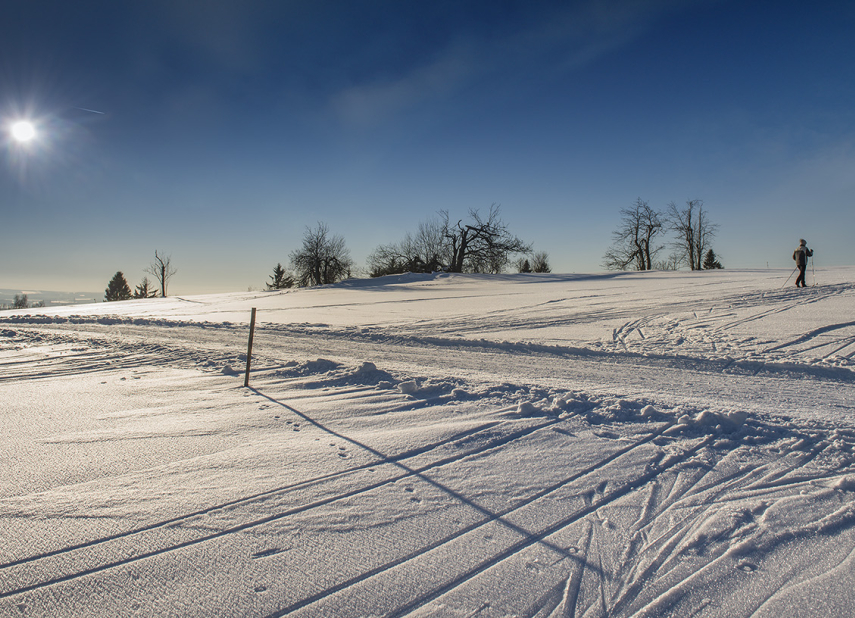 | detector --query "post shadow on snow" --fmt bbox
[247,386,592,562]
[246,386,605,614]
